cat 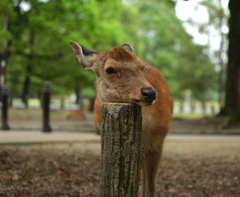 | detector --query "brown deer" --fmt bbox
[64,109,85,119]
[70,41,173,197]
